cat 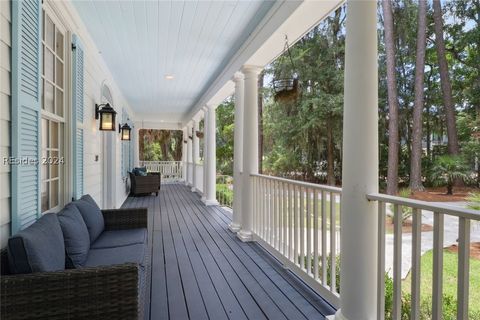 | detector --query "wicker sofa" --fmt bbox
[129,171,161,196]
[0,195,150,320]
